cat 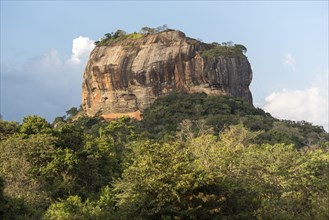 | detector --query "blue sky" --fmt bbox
[1,1,328,130]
